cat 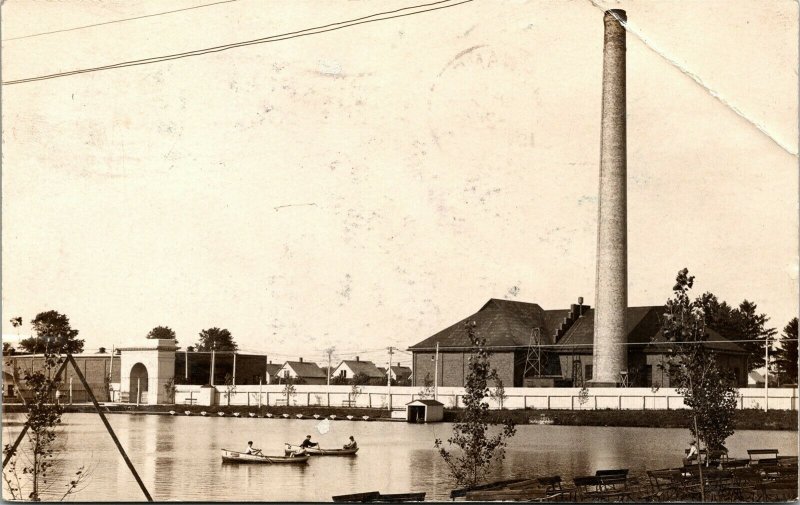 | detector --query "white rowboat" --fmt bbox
[221,449,310,464]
